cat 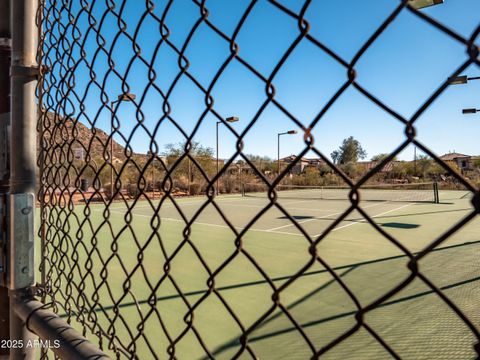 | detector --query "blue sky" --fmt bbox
[45,0,480,162]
